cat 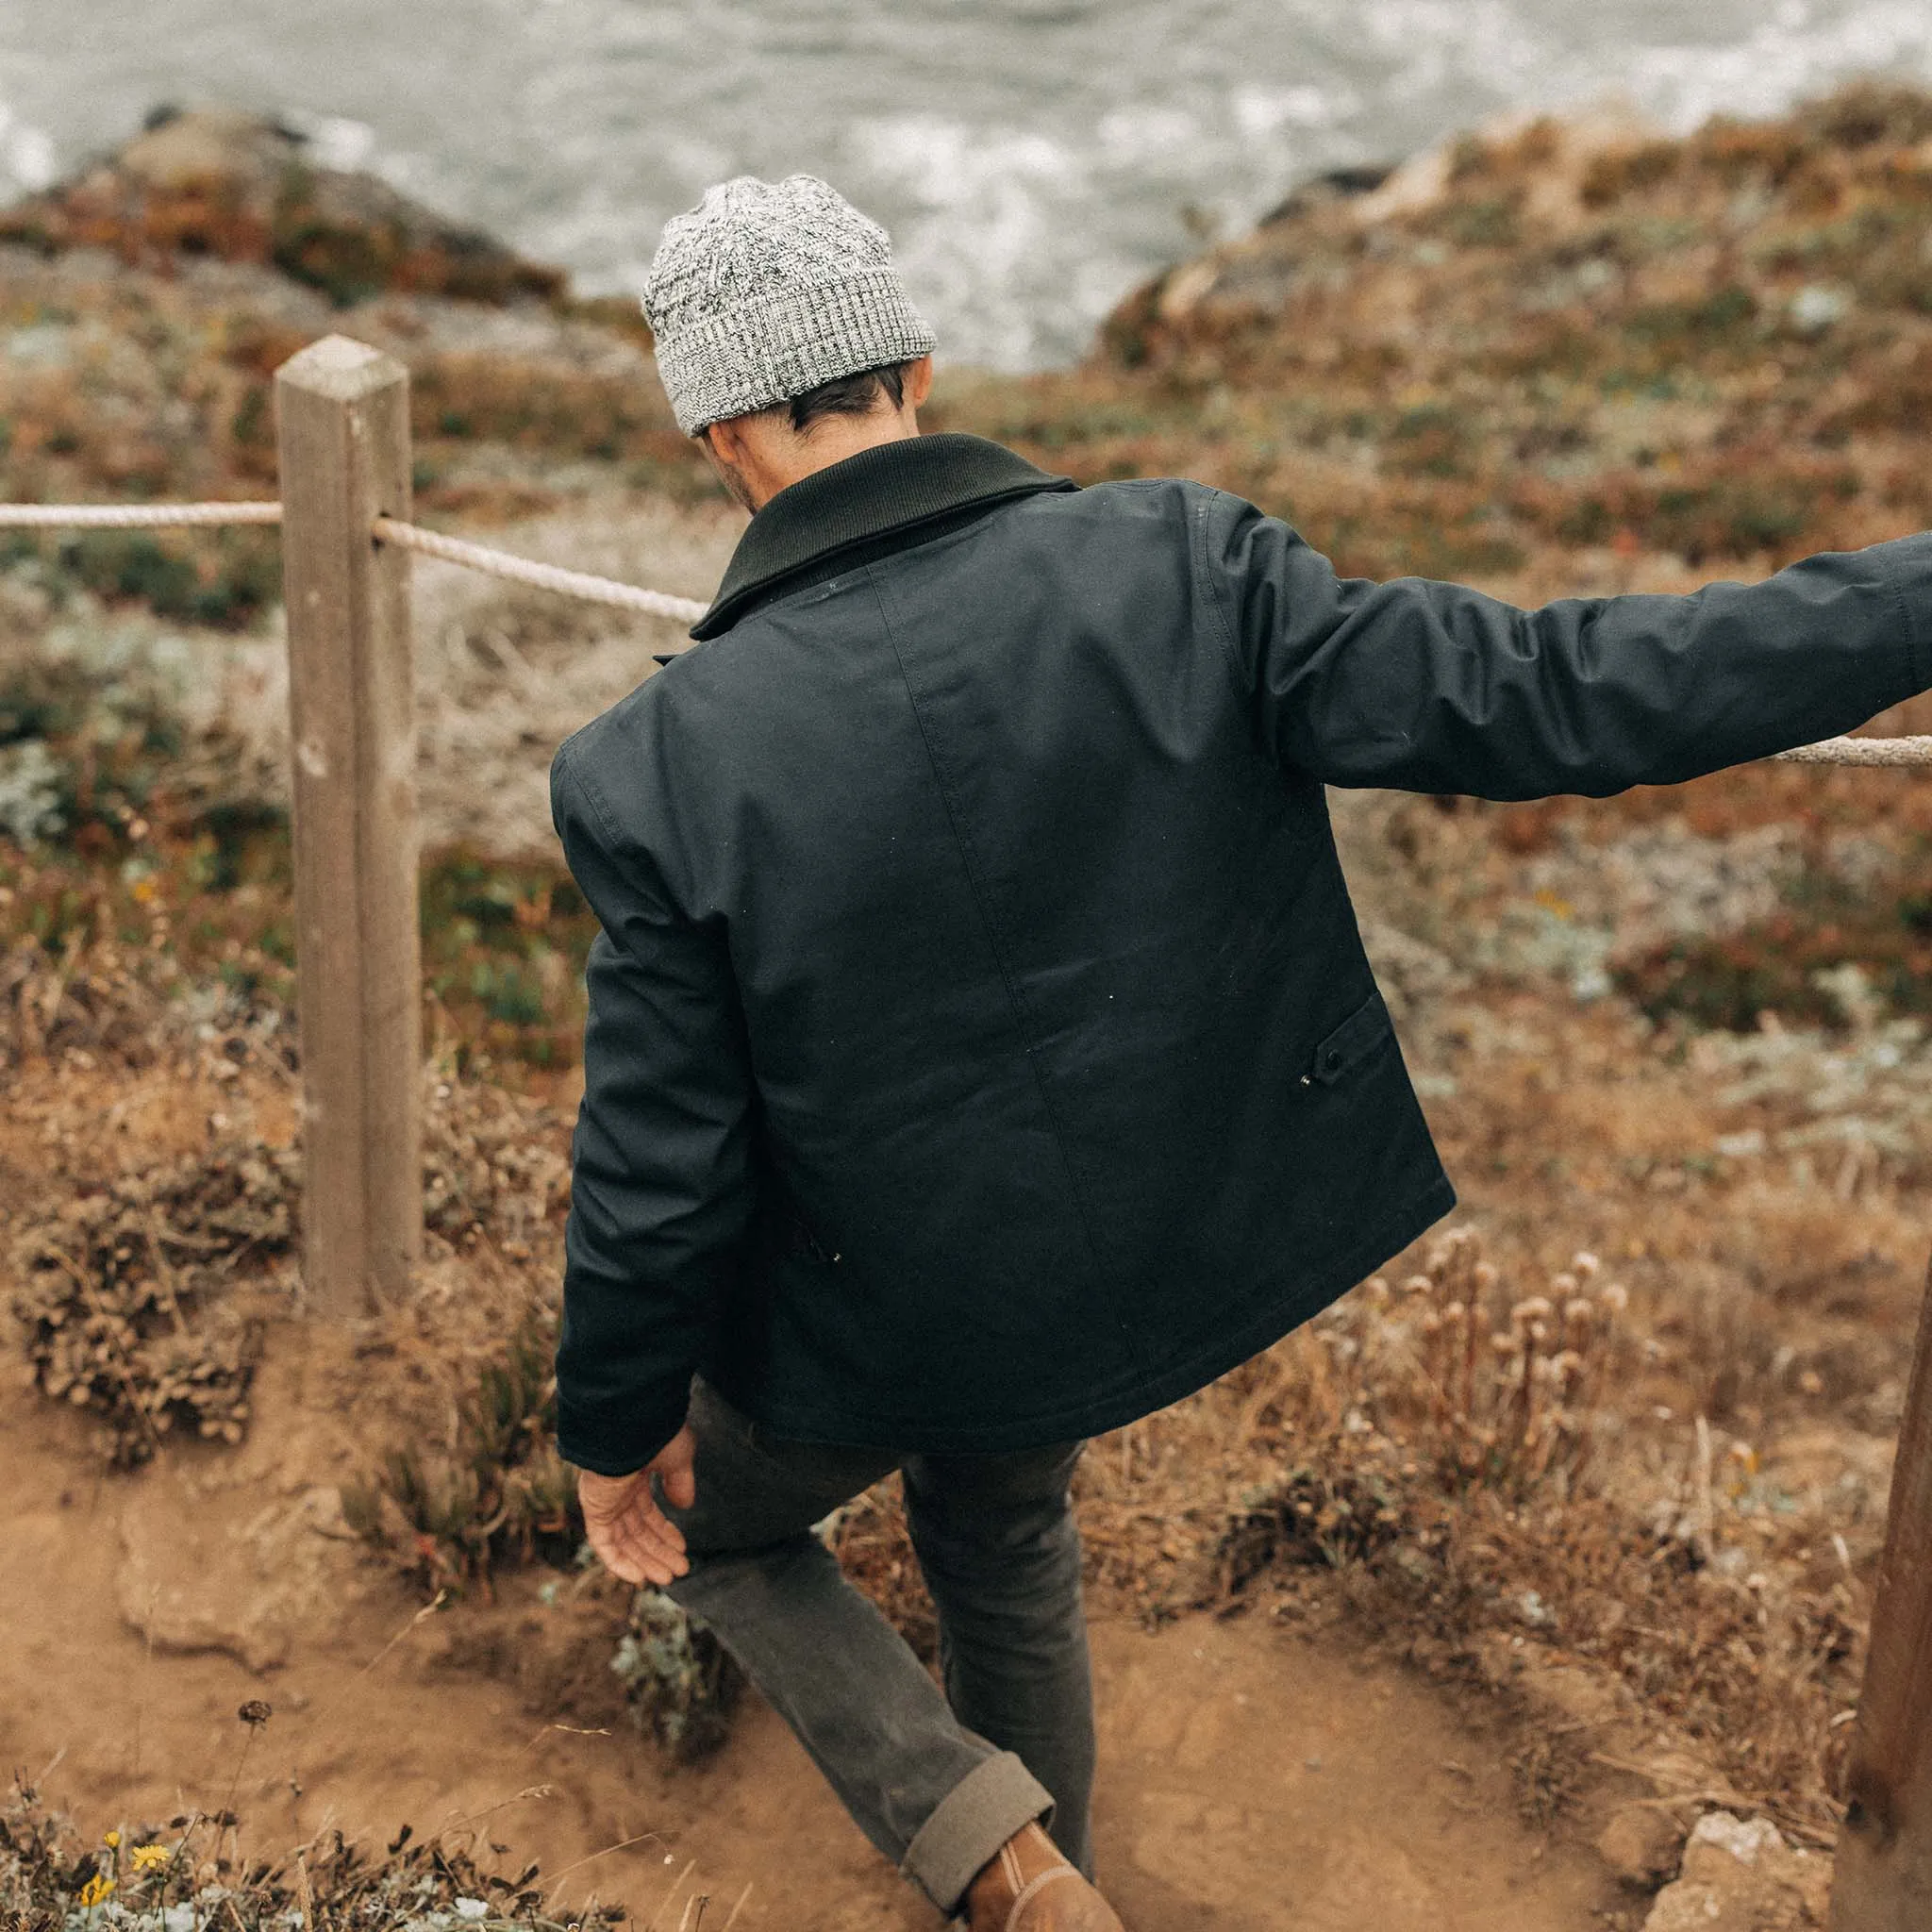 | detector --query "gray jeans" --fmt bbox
[662,1378,1095,1914]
